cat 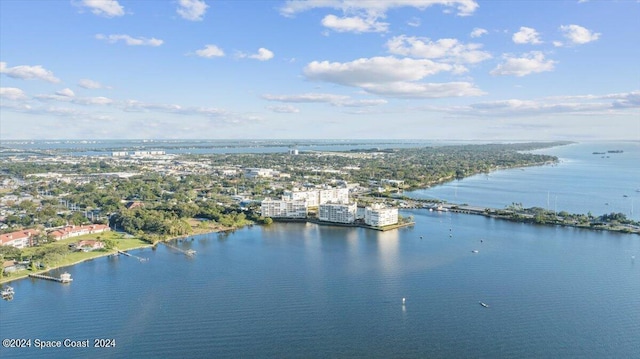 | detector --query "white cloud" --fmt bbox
[262,93,387,107]
[263,93,348,104]
[559,24,600,45]
[194,44,225,58]
[0,87,28,100]
[304,56,485,98]
[280,0,479,18]
[340,98,388,107]
[117,99,259,123]
[56,88,75,97]
[75,96,114,106]
[177,0,209,21]
[0,62,60,83]
[490,51,556,77]
[512,27,542,44]
[427,91,640,118]
[78,79,104,89]
[249,48,274,61]
[267,105,300,113]
[76,0,125,17]
[321,14,389,33]
[407,17,421,27]
[386,35,491,64]
[359,81,485,98]
[96,34,163,46]
[305,57,453,85]
[607,91,640,108]
[35,90,113,106]
[470,27,488,38]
